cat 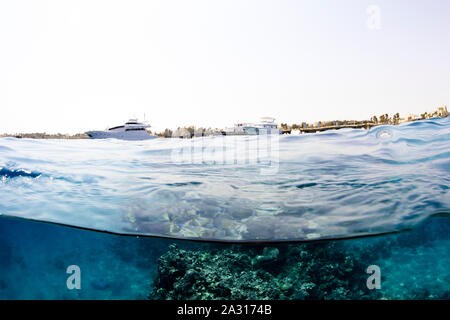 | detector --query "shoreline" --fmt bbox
[0,133,90,139]
[1,111,448,140]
